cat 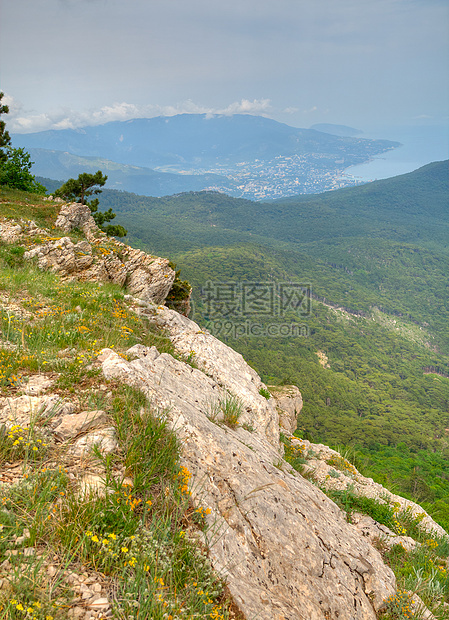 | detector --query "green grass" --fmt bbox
[207,392,244,429]
[0,189,239,620]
